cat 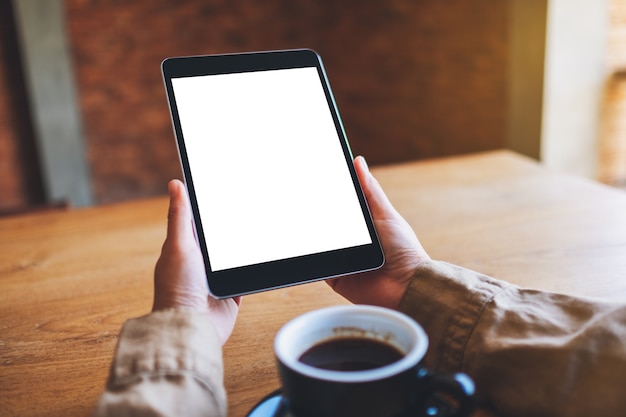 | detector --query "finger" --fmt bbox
[166,179,195,246]
[354,156,398,219]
